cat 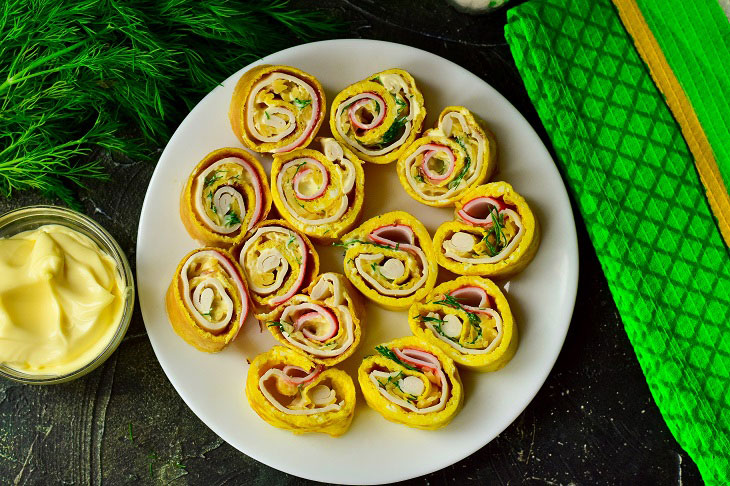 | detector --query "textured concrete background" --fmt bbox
[0,1,703,484]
